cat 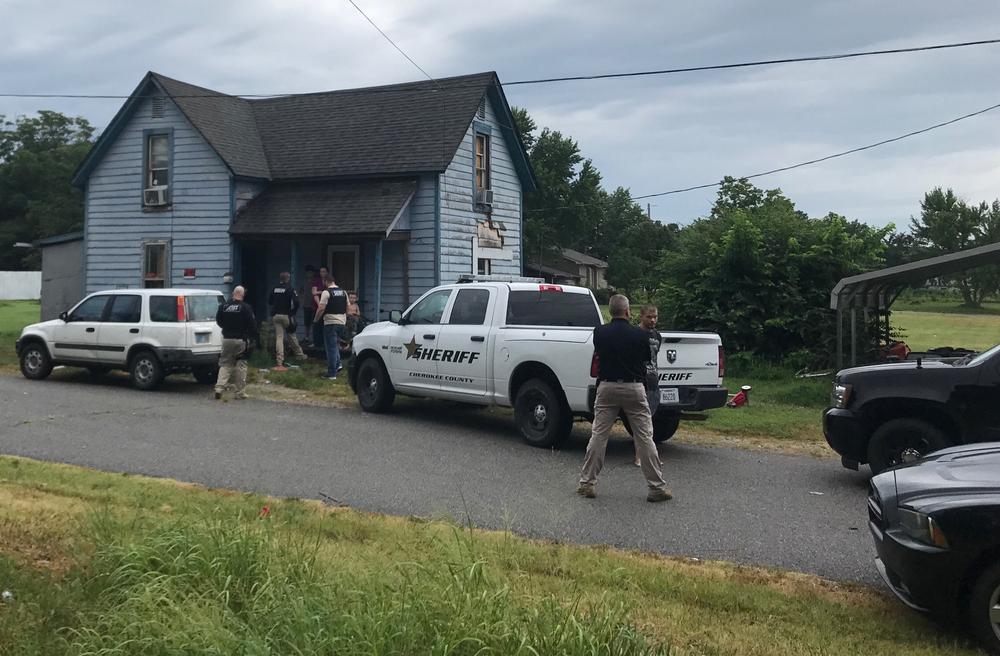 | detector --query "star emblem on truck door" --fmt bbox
[404,336,420,359]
